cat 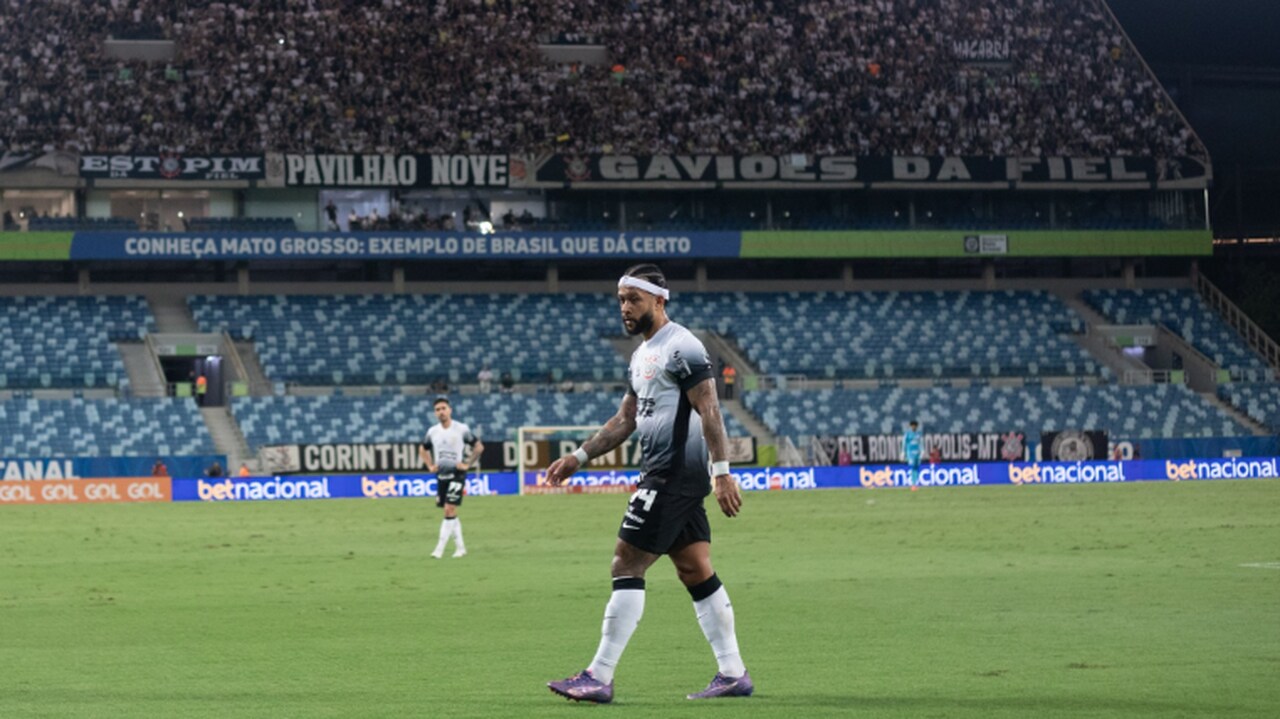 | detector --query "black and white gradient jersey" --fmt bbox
[423,421,478,471]
[627,321,716,497]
